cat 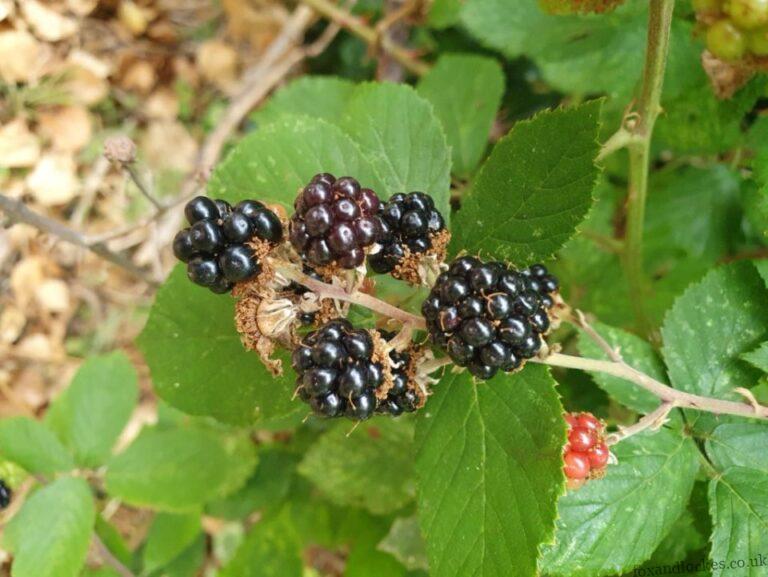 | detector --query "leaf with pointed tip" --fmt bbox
[415,365,565,577]
[742,341,768,373]
[453,101,601,264]
[0,417,74,475]
[254,76,356,126]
